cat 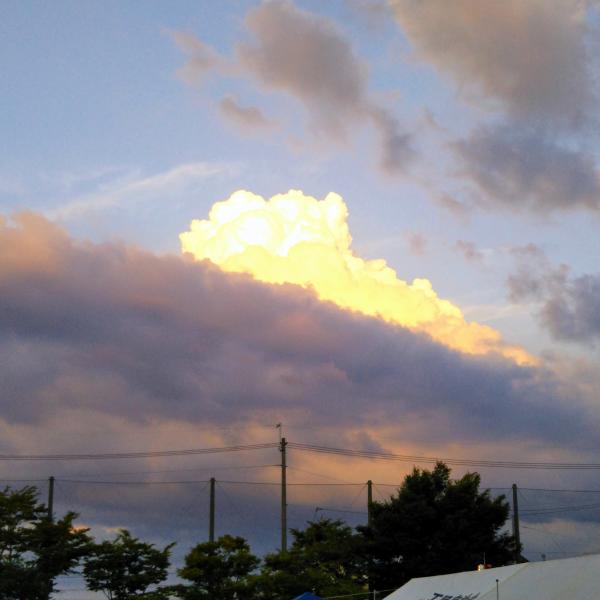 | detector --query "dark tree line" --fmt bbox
[0,463,518,599]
